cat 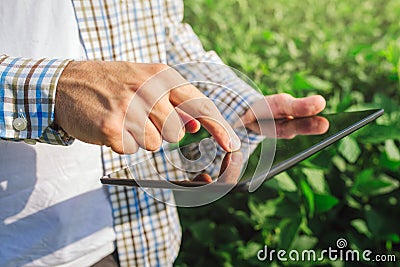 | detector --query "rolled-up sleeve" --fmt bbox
[0,55,73,145]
